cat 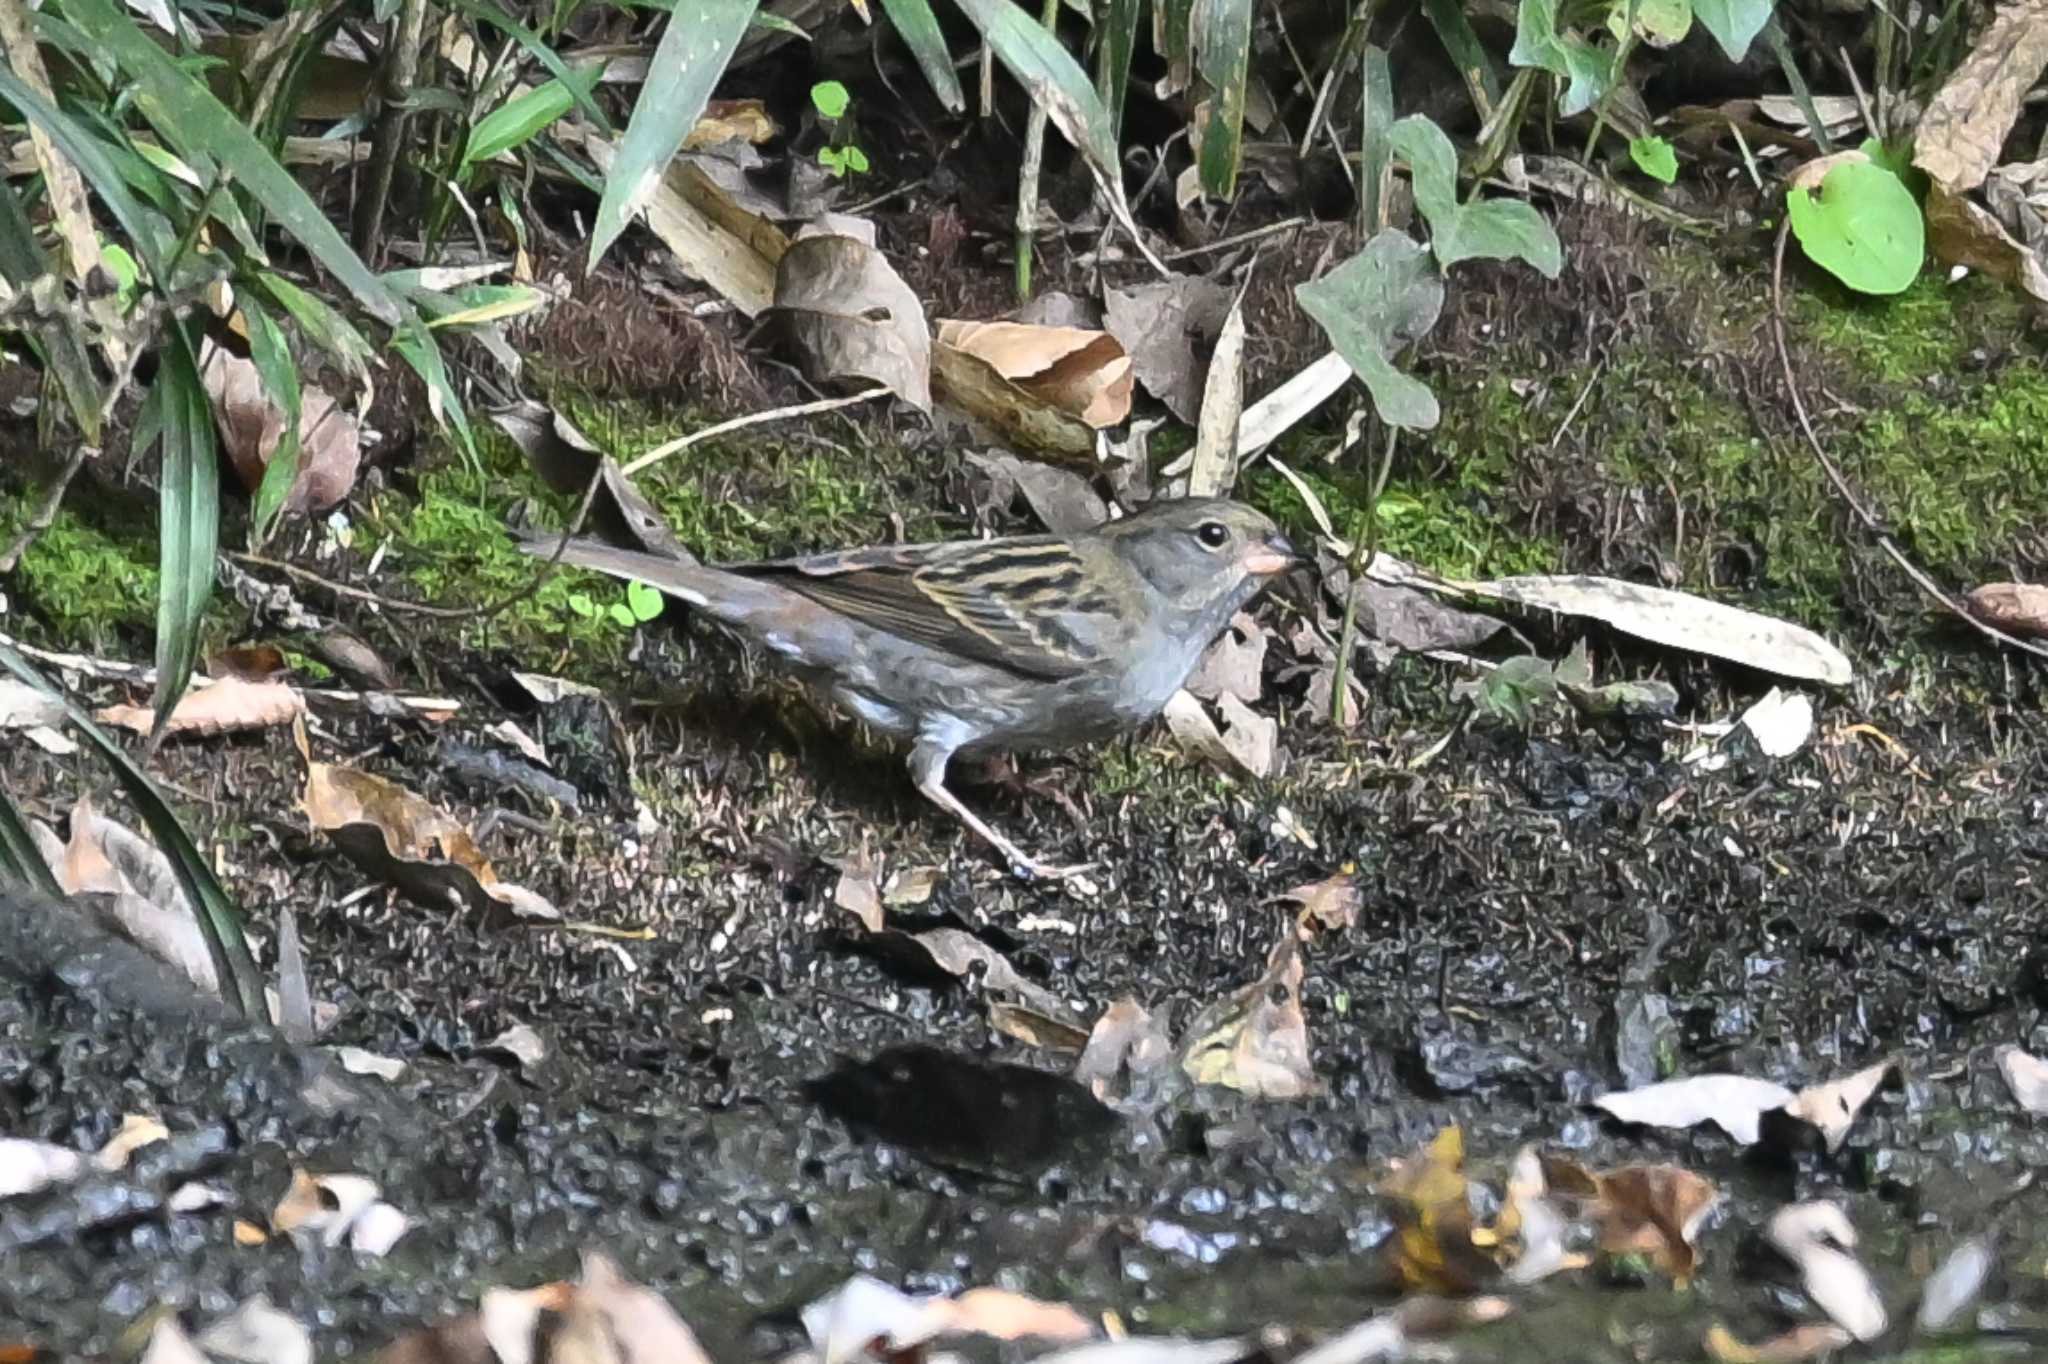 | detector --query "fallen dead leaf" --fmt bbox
[96,675,304,738]
[683,98,777,150]
[1183,295,1244,498]
[1587,1162,1720,1281]
[201,340,361,516]
[773,228,930,412]
[832,850,885,932]
[1180,933,1318,1100]
[195,1294,313,1364]
[1783,1057,1896,1152]
[1703,1322,1854,1363]
[990,1000,1093,1052]
[1593,1072,1796,1144]
[1911,0,2048,193]
[965,451,1108,534]
[302,757,561,925]
[1375,1127,1498,1294]
[937,319,1132,426]
[489,400,697,563]
[1996,1043,2048,1113]
[1766,1202,1888,1342]
[49,796,219,996]
[1277,868,1361,937]
[1925,182,2048,303]
[802,1274,1093,1364]
[1101,273,1234,423]
[1186,613,1266,705]
[1073,996,1174,1105]
[871,926,1072,1021]
[1965,581,2048,637]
